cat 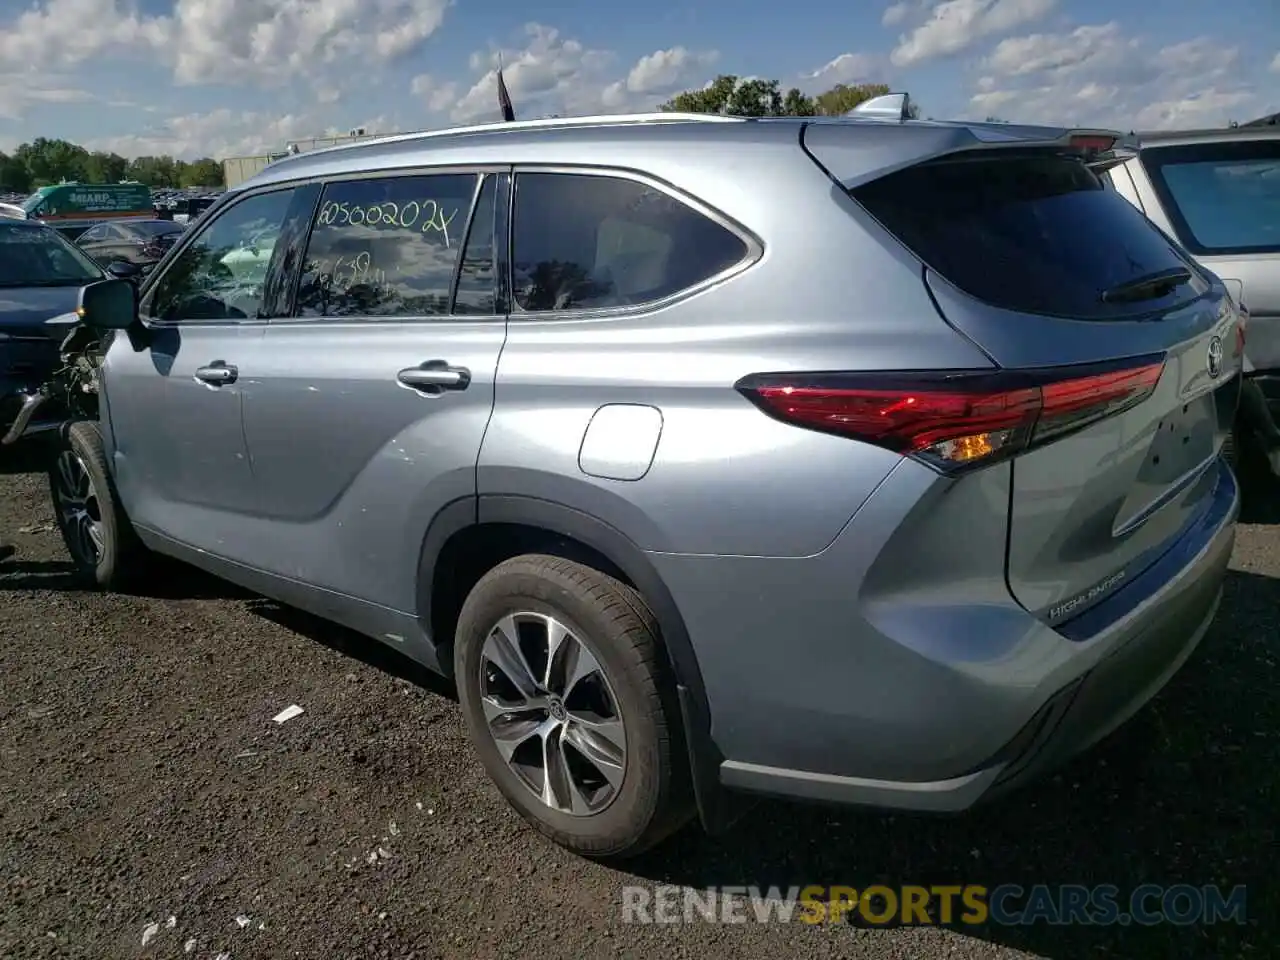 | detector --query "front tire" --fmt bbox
[48,421,146,589]
[454,554,692,859]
